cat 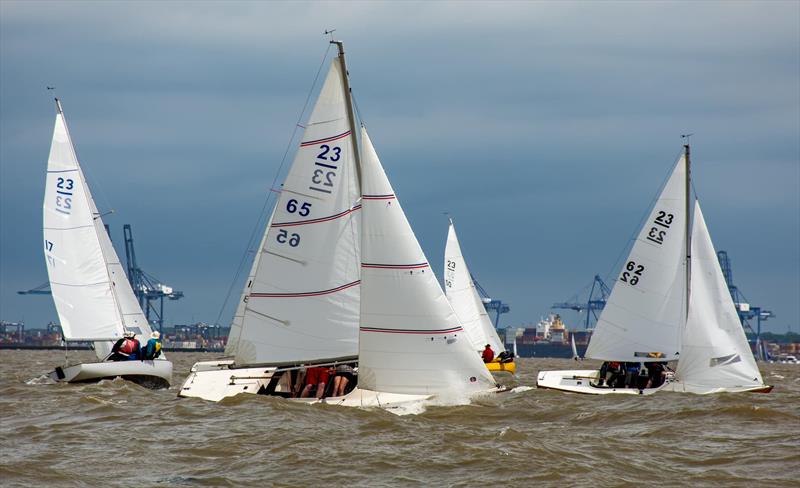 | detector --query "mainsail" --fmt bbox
[674,201,764,392]
[444,220,504,353]
[357,129,496,395]
[228,60,361,365]
[586,155,688,362]
[43,100,152,360]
